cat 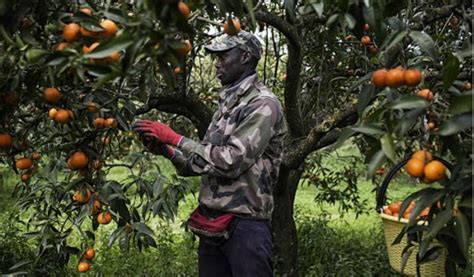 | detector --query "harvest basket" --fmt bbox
[375,157,451,276]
